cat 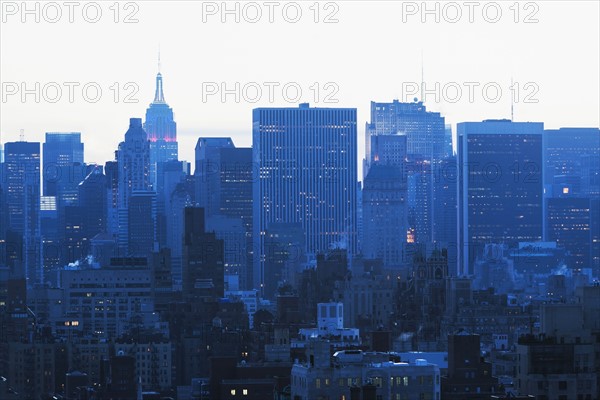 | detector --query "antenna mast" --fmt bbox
[421,50,424,103]
[511,77,514,121]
